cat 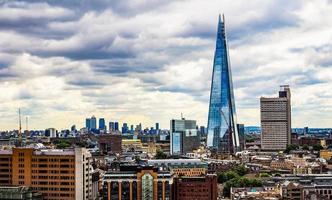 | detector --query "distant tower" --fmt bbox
[207,15,240,154]
[260,85,291,150]
[18,108,22,147]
